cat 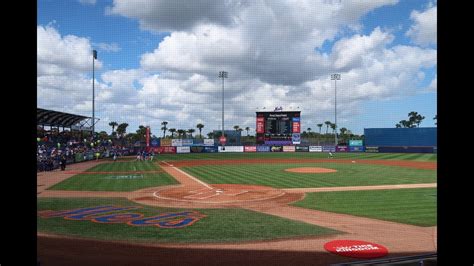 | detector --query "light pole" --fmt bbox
[331,73,340,146]
[219,71,228,150]
[92,50,97,139]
